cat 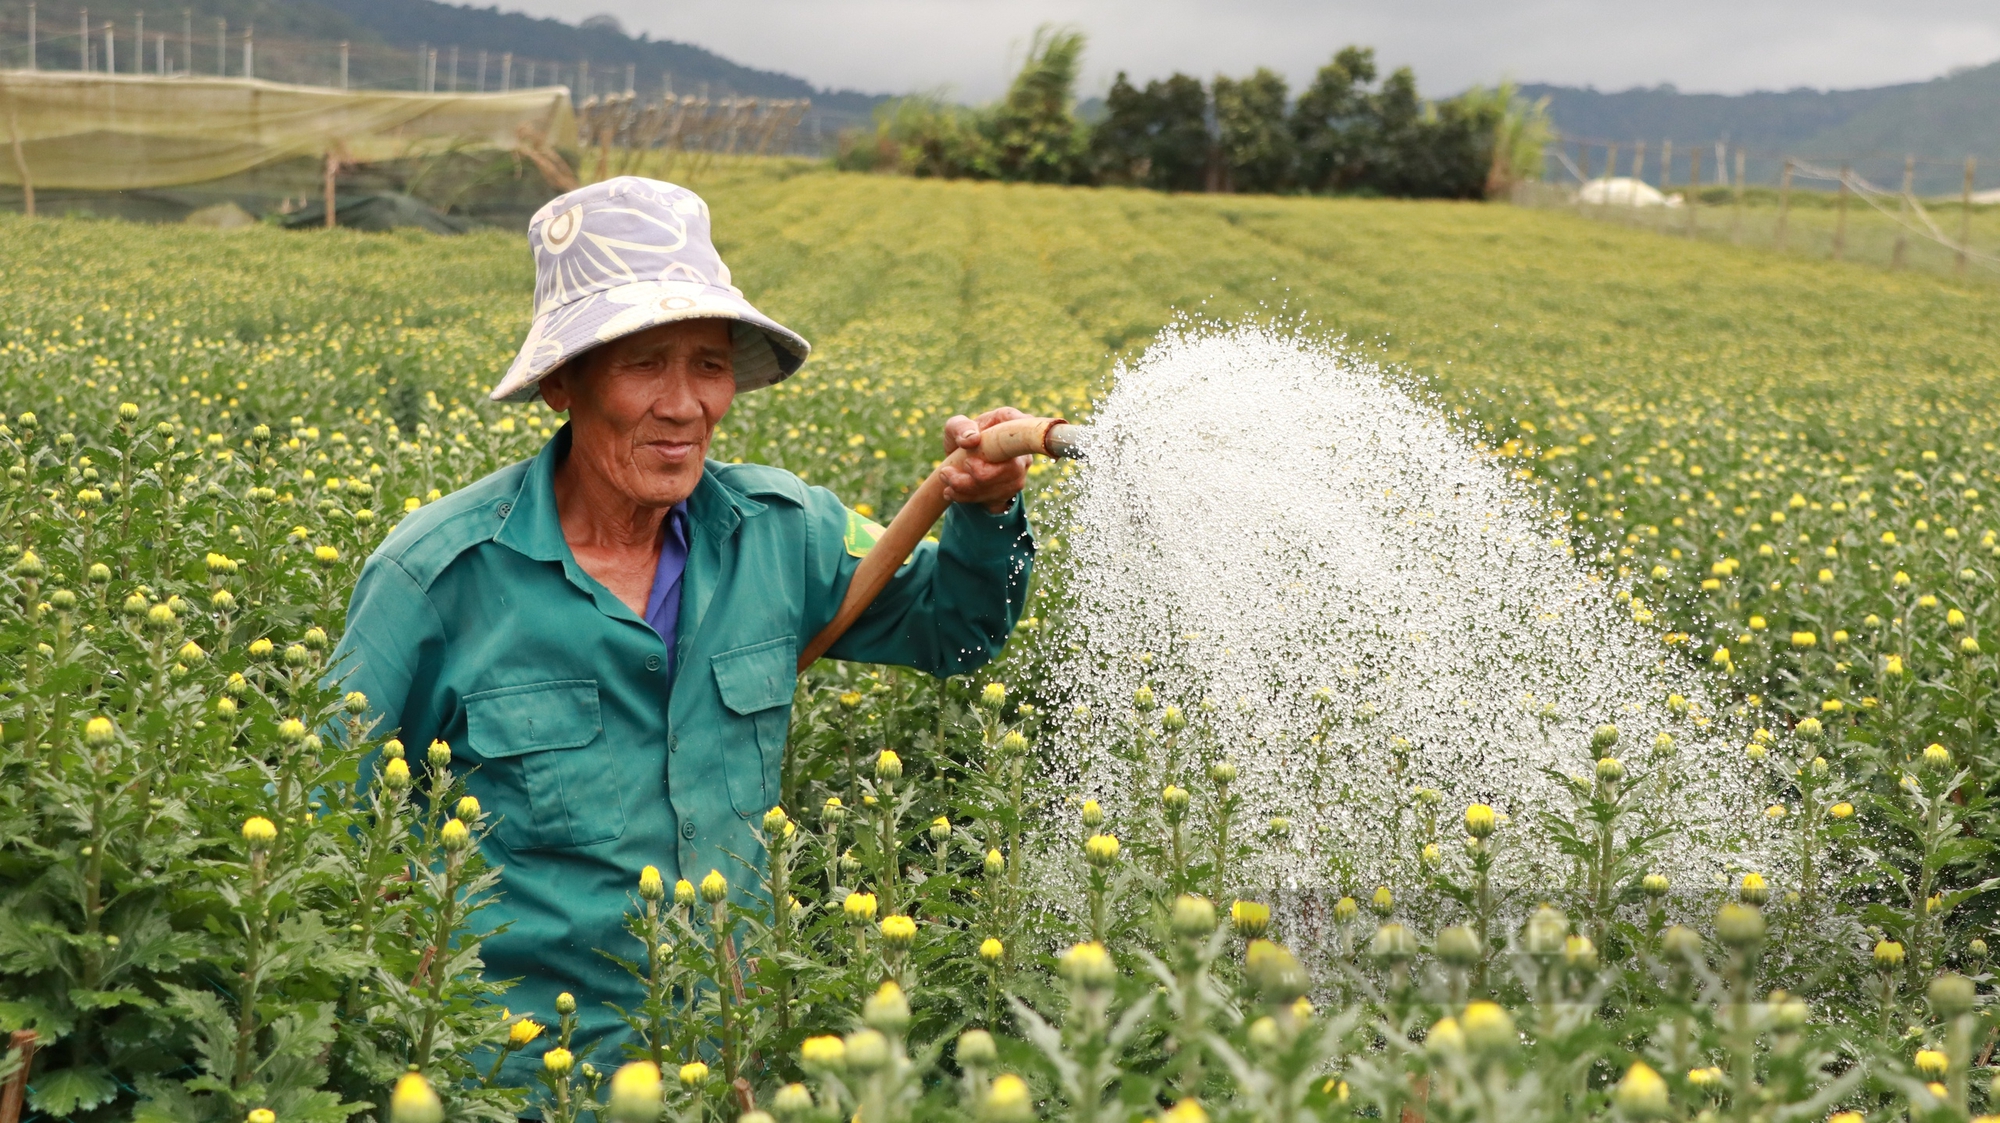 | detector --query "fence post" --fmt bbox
[448,45,458,91]
[339,40,348,90]
[6,100,36,218]
[26,4,34,70]
[501,52,513,92]
[323,151,338,229]
[1632,140,1645,185]
[1658,140,1672,231]
[133,11,141,72]
[216,18,225,76]
[1892,154,1913,270]
[1776,158,1792,252]
[243,24,251,79]
[1834,163,1850,261]
[80,9,88,71]
[1686,146,1701,236]
[156,32,163,75]
[104,21,113,75]
[1959,156,1976,276]
[478,49,487,91]
[1731,147,1745,243]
